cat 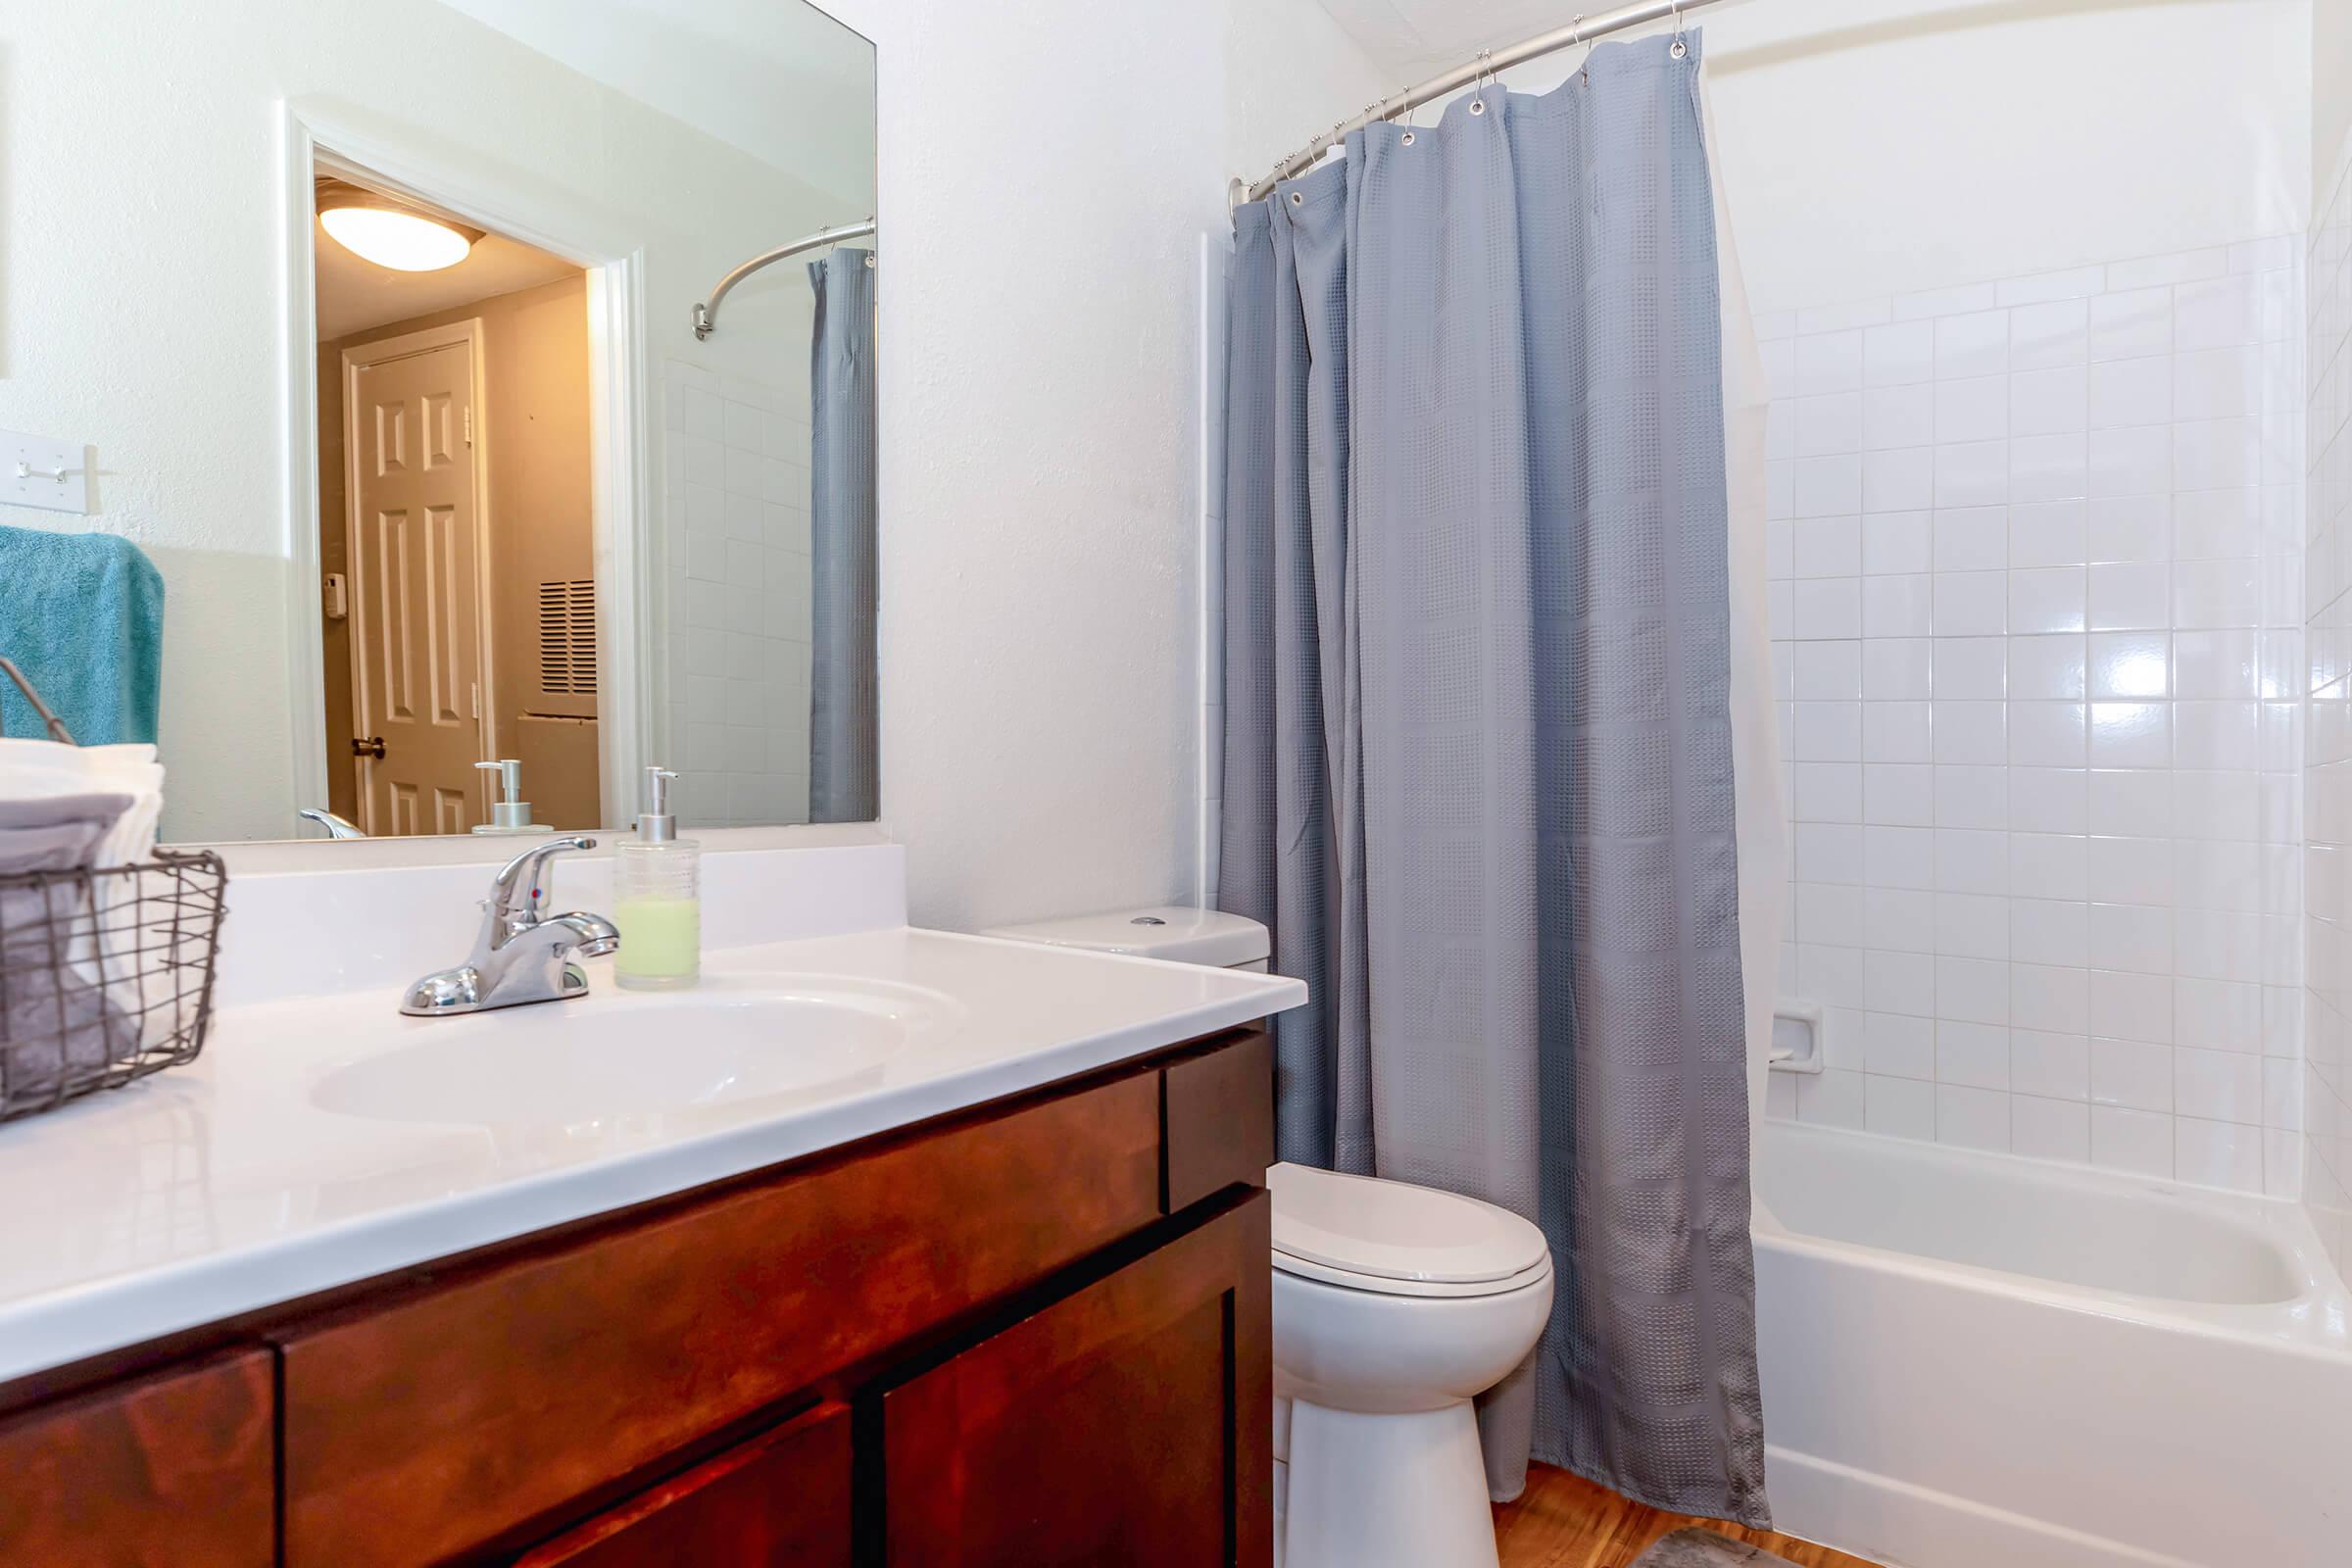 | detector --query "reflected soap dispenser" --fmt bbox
[612,766,701,991]
[471,759,557,836]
